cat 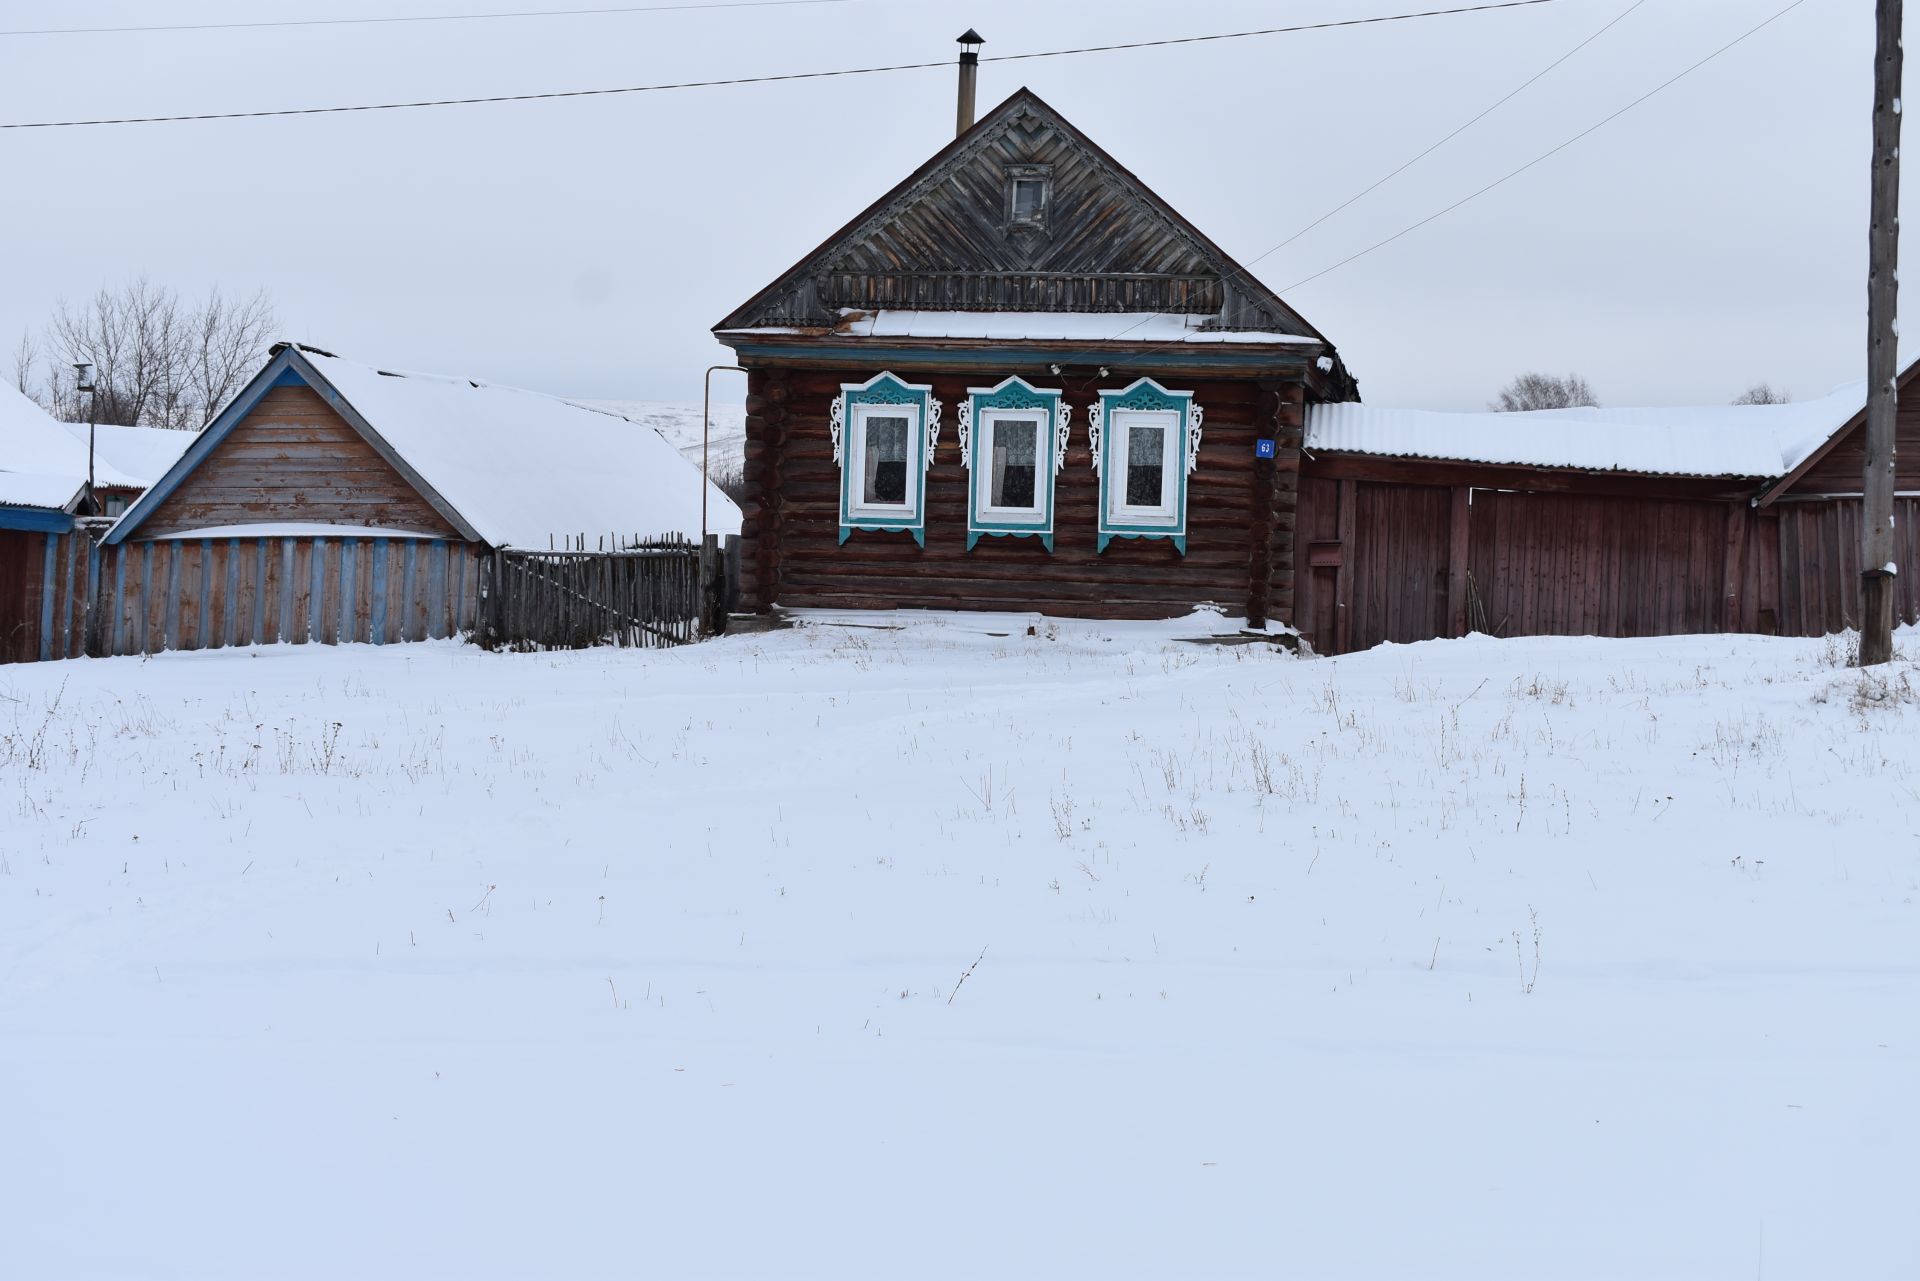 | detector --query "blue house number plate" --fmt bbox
[1254,439,1276,458]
